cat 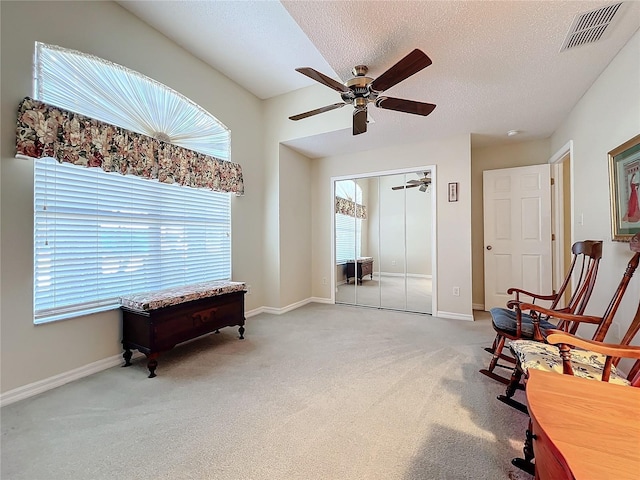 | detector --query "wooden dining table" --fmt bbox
[526,369,640,480]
